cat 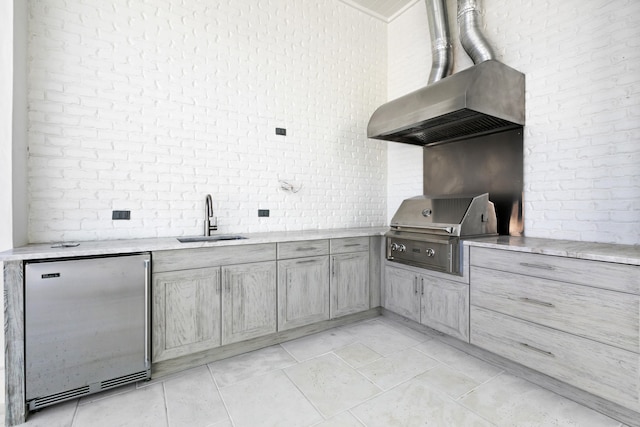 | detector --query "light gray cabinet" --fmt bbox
[152,245,278,362]
[221,261,277,345]
[152,267,222,362]
[330,237,370,318]
[384,265,420,322]
[277,256,330,331]
[330,252,370,318]
[384,264,469,342]
[469,246,640,412]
